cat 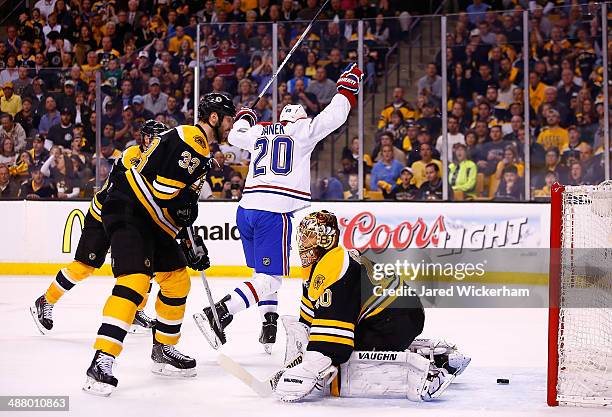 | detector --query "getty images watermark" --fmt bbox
[370,259,531,300]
